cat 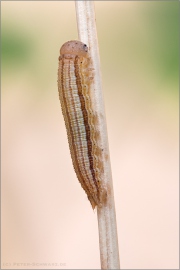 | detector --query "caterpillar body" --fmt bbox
[58,40,106,209]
